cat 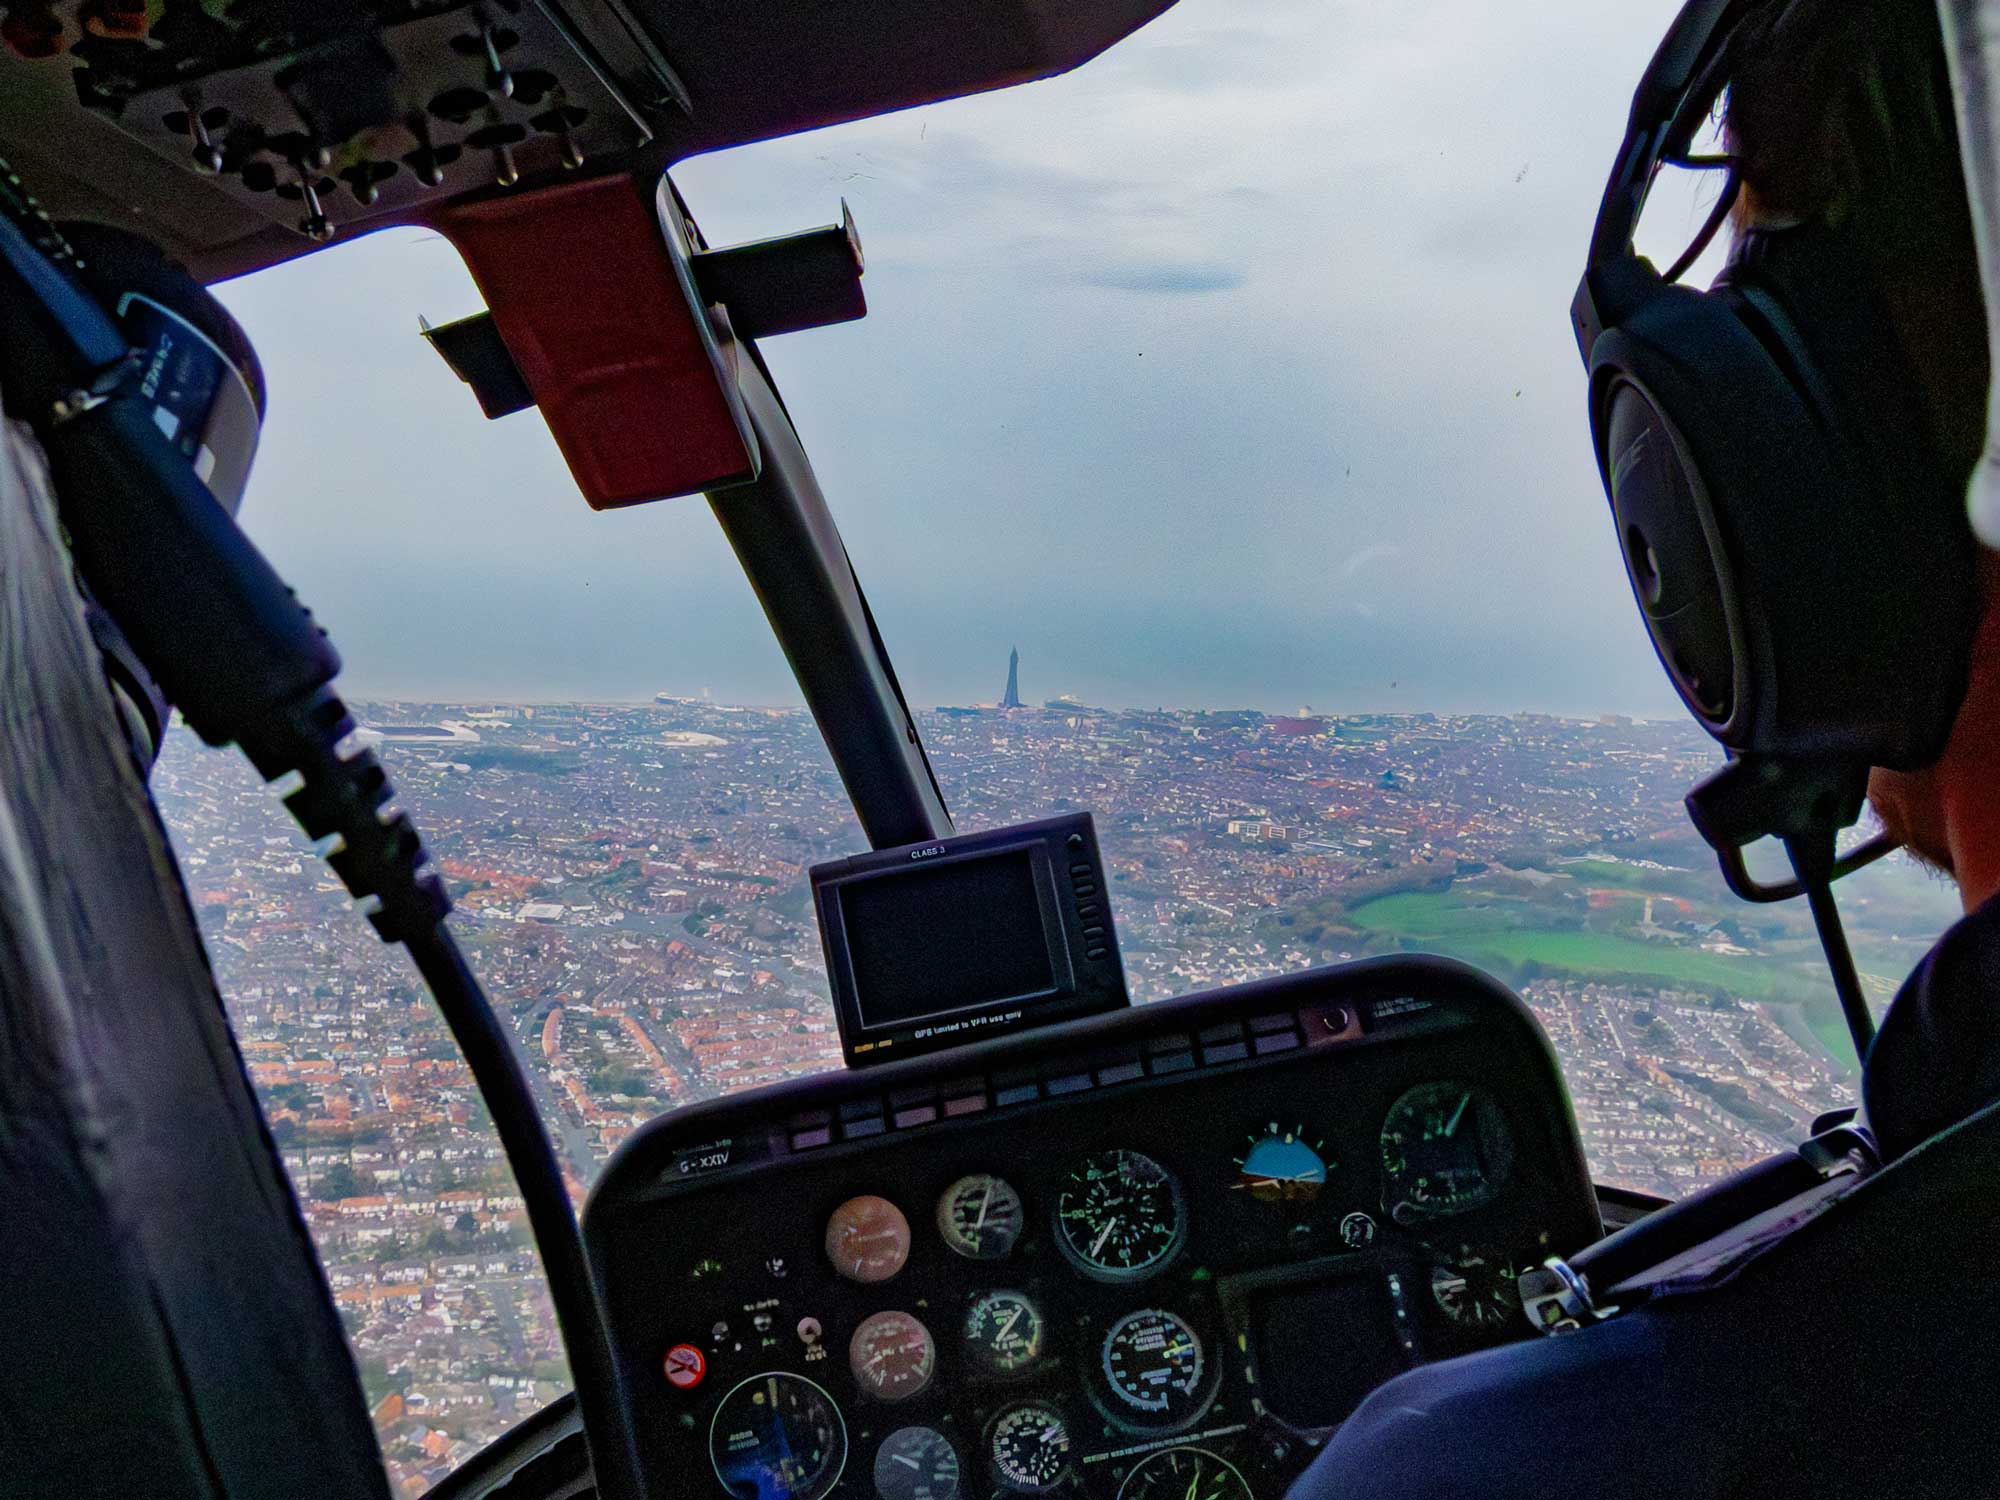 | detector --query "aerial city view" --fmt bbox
[151,662,1960,1494]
